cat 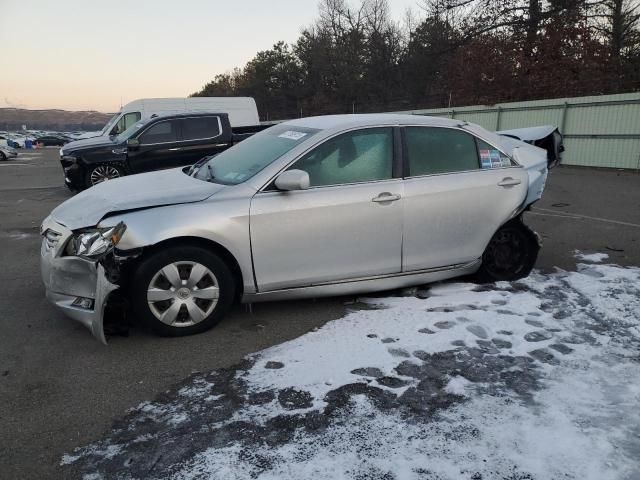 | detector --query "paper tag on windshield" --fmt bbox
[278,131,307,141]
